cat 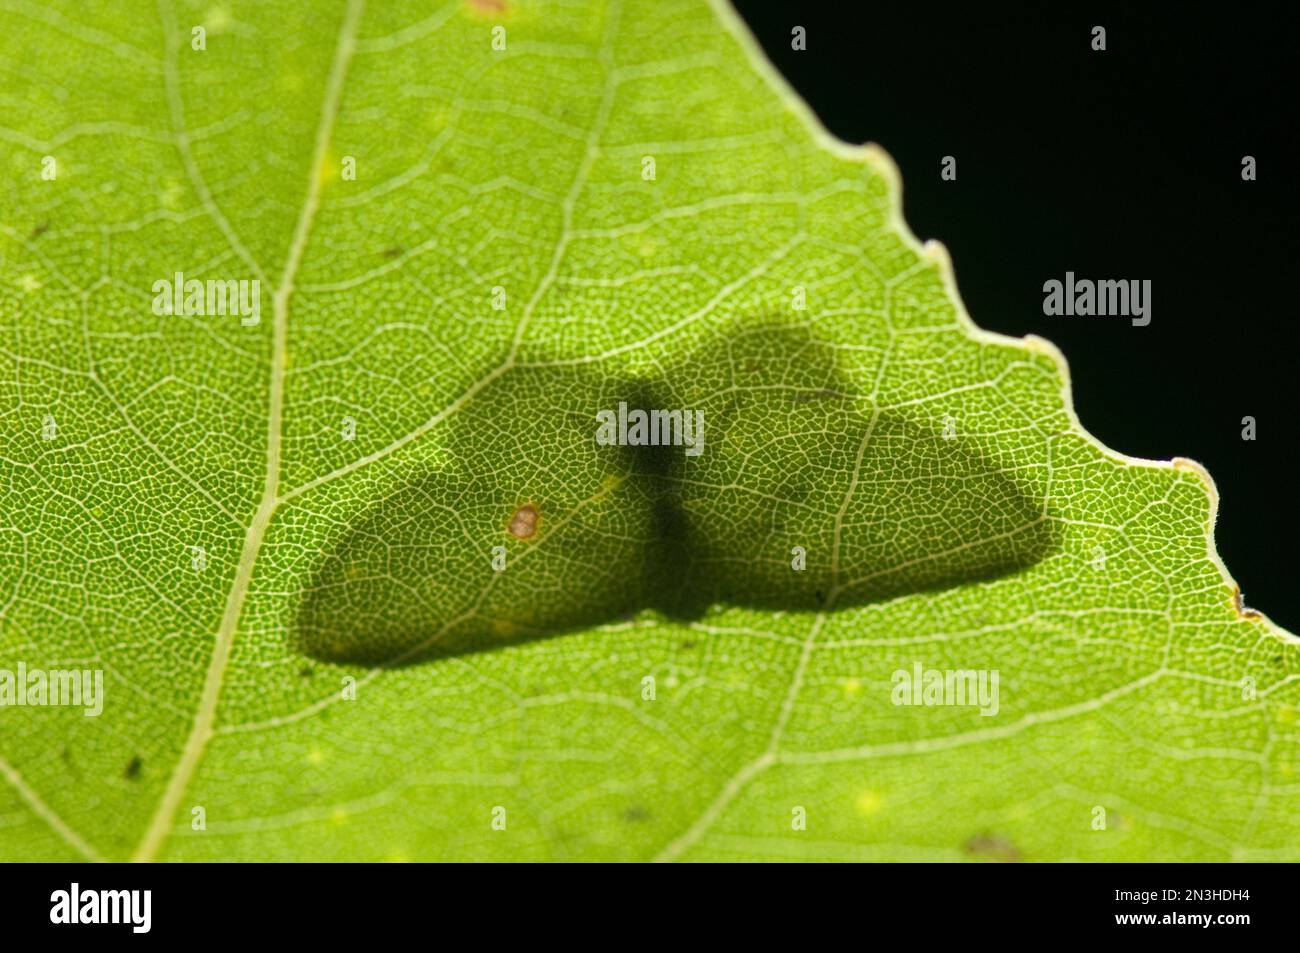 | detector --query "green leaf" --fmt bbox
[1,0,1295,862]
